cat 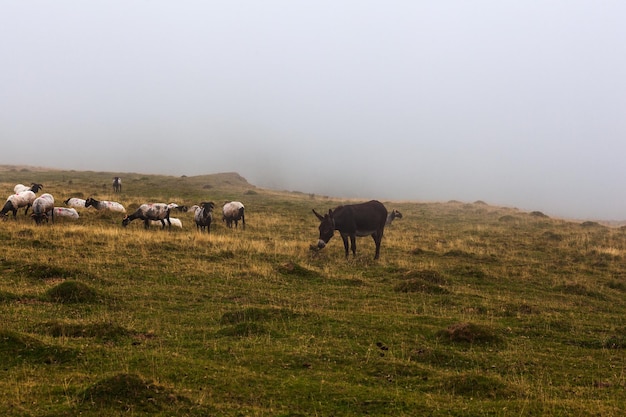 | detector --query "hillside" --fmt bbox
[1,167,626,416]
